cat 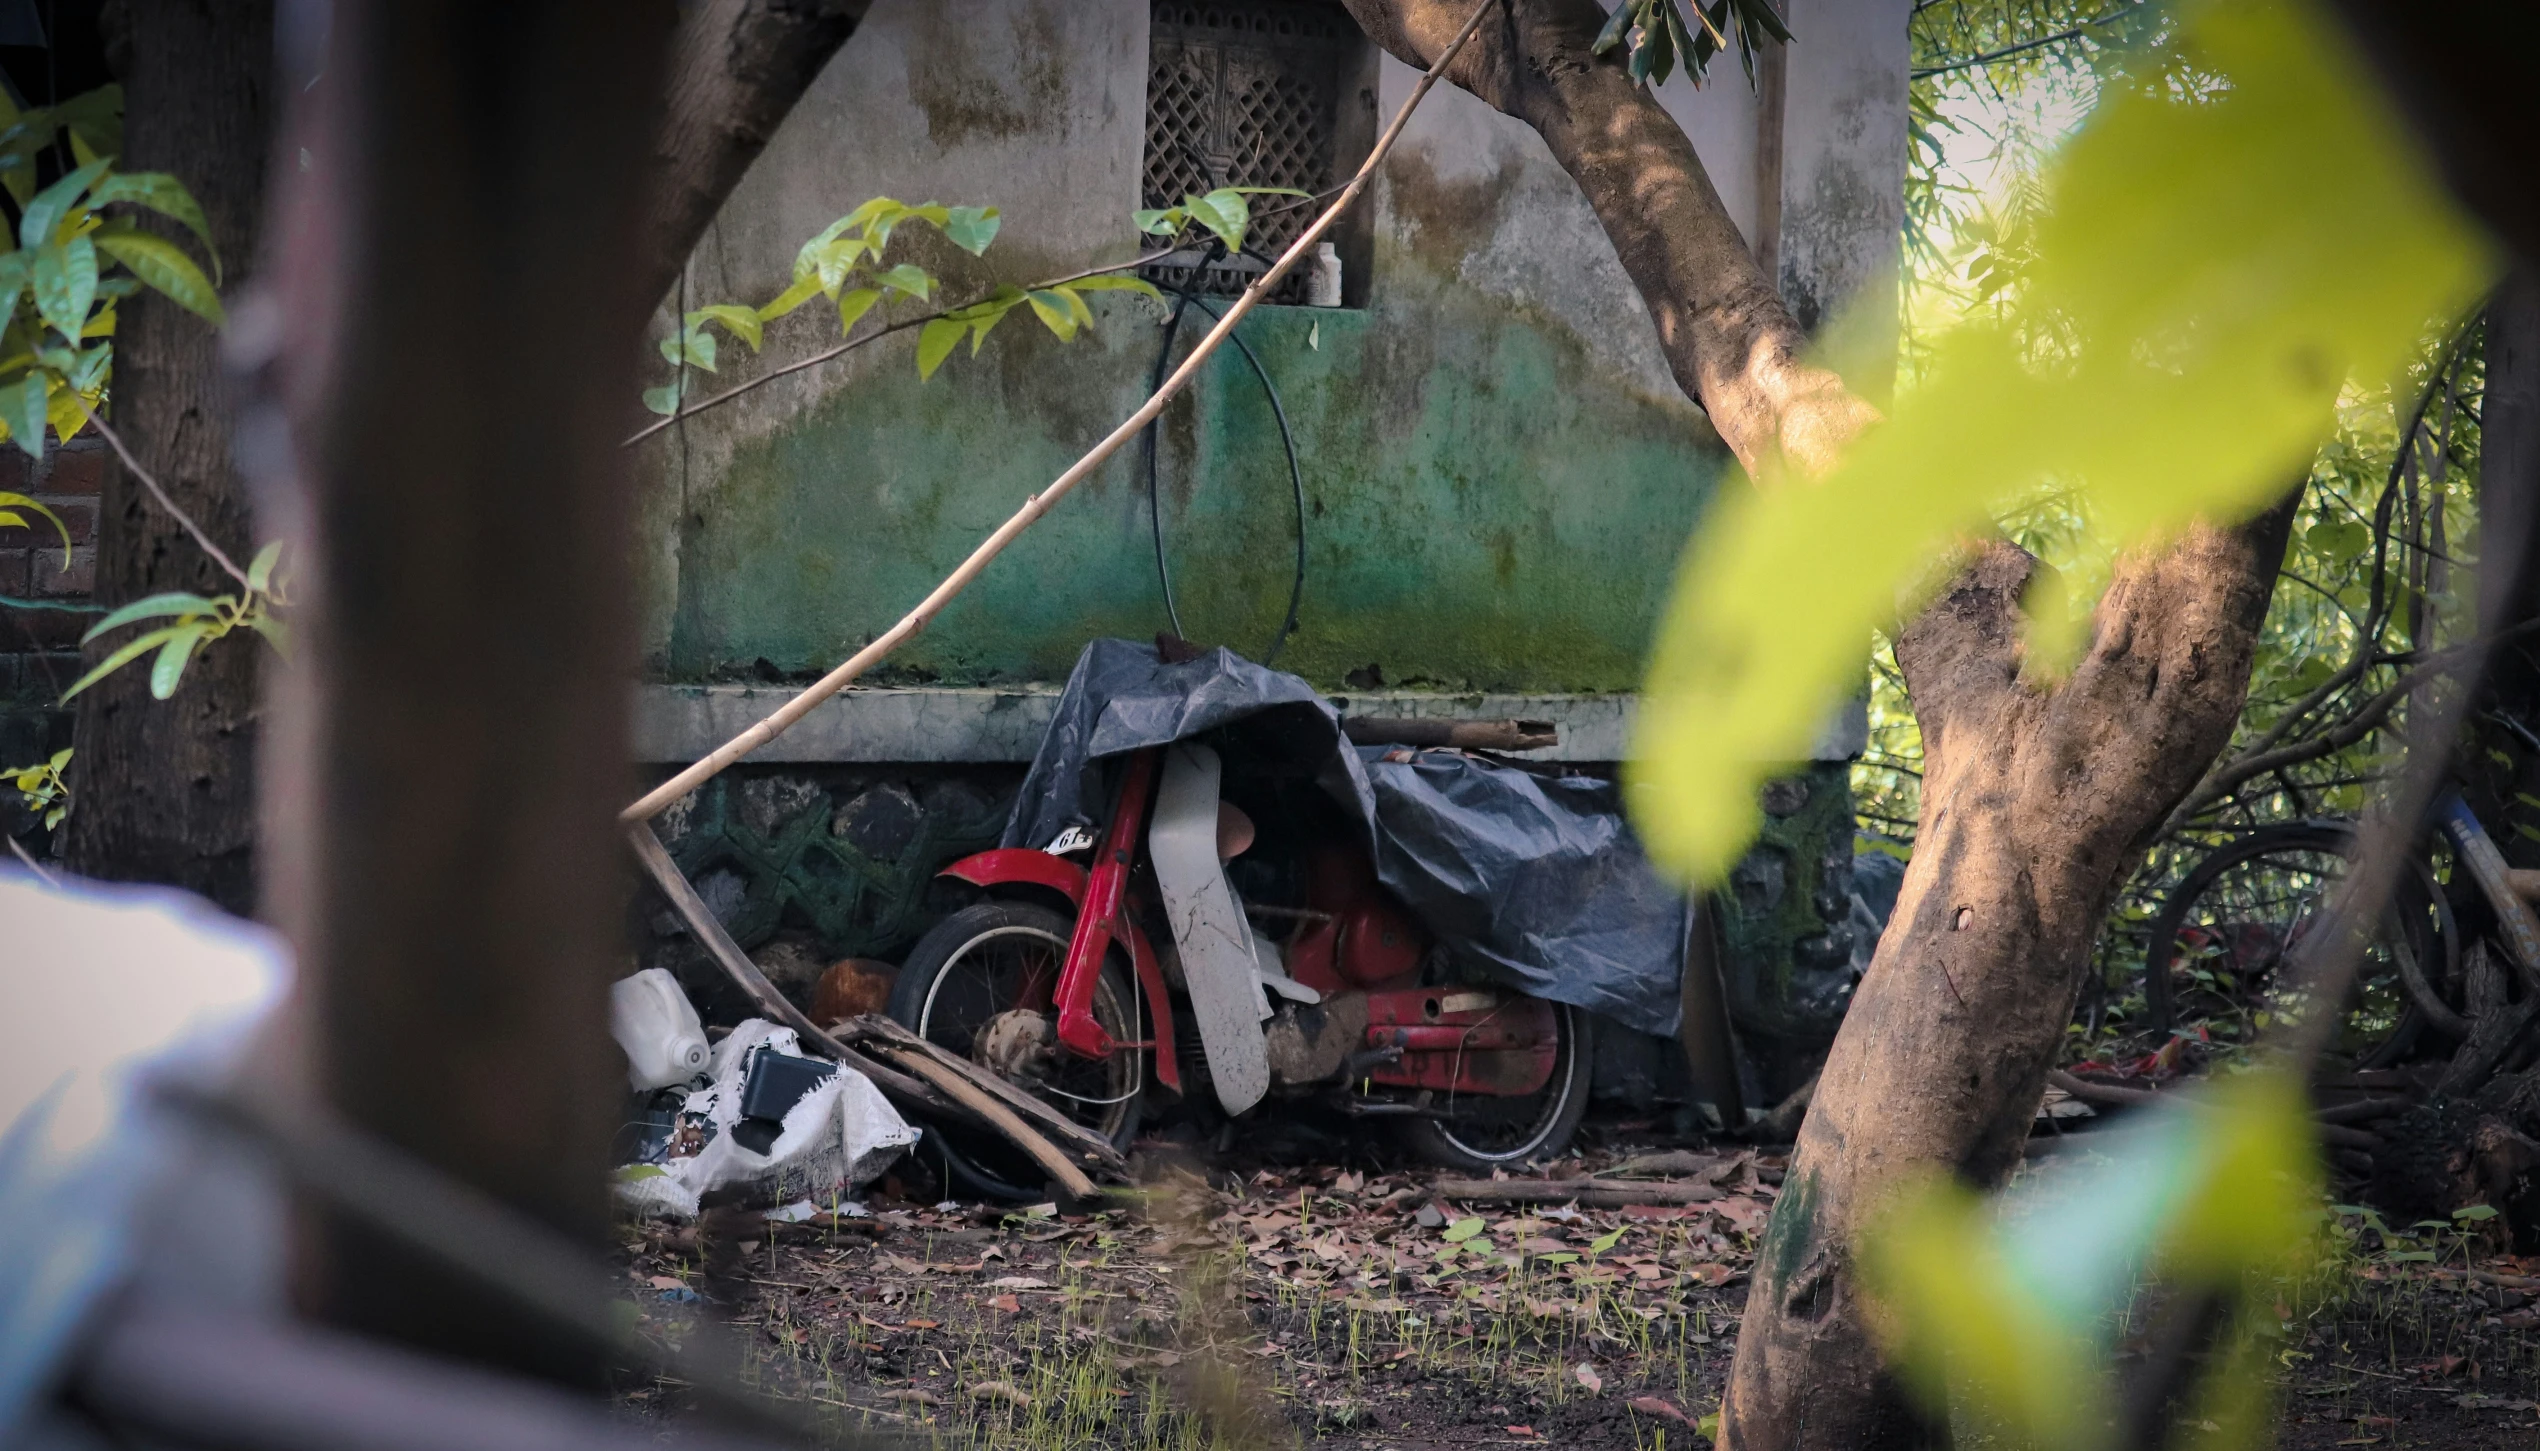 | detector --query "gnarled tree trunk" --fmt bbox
[1336,2,2297,1445]
[63,0,273,915]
